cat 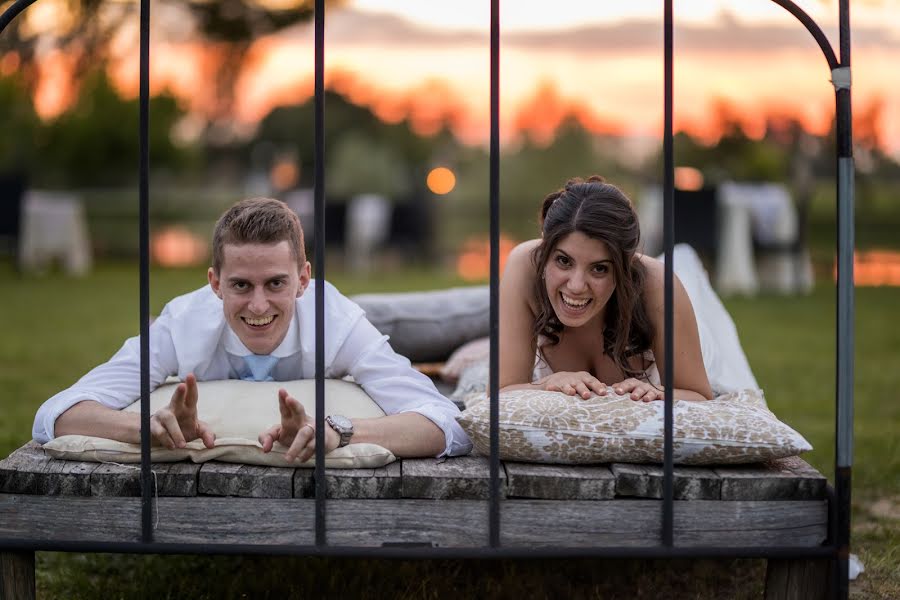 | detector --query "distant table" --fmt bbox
[639,183,814,295]
[18,191,92,276]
